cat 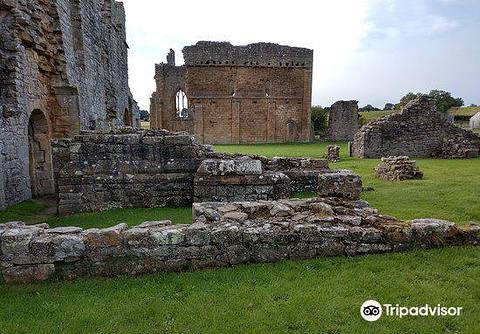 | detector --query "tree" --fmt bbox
[395,90,464,113]
[428,90,463,113]
[384,103,394,110]
[311,106,328,135]
[395,92,417,110]
[359,104,380,112]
